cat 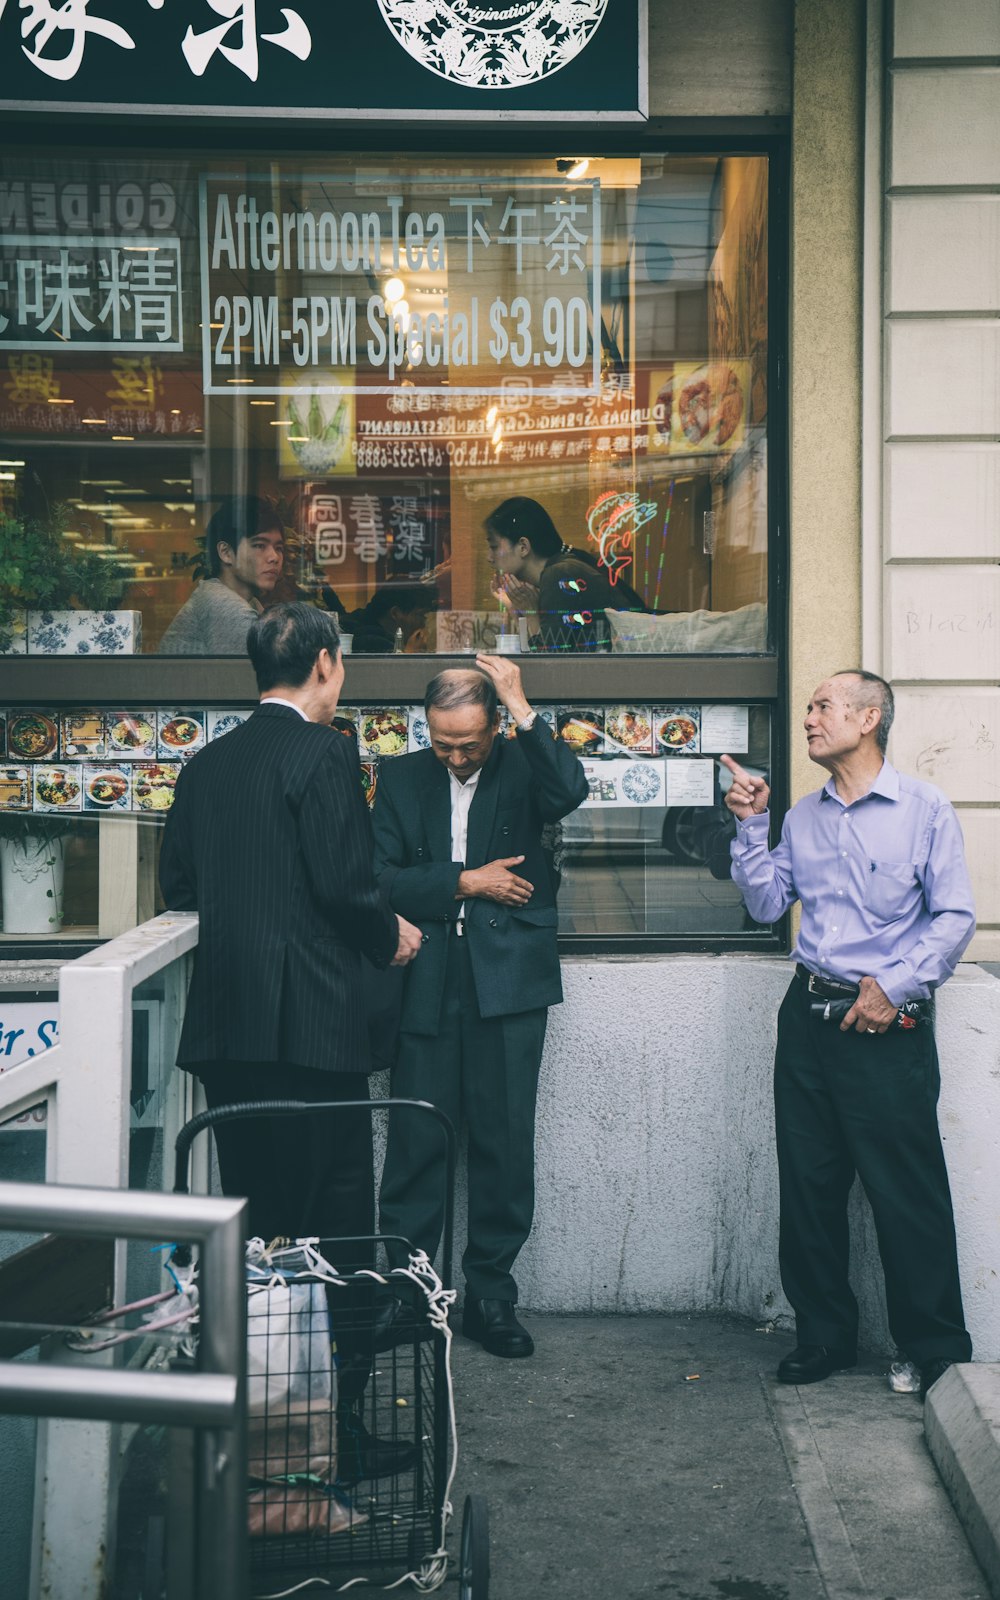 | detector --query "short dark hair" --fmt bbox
[247,602,340,692]
[424,668,498,723]
[206,496,281,577]
[834,669,895,754]
[366,582,438,622]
